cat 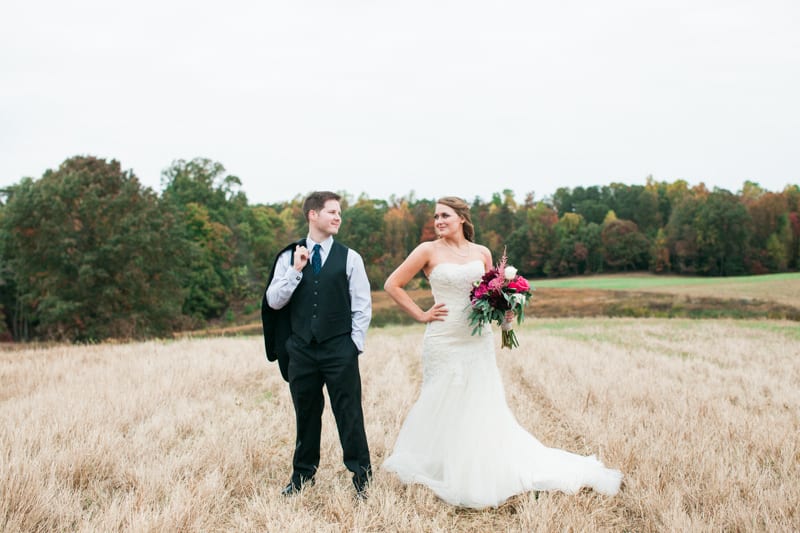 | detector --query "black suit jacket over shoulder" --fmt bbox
[261,239,305,382]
